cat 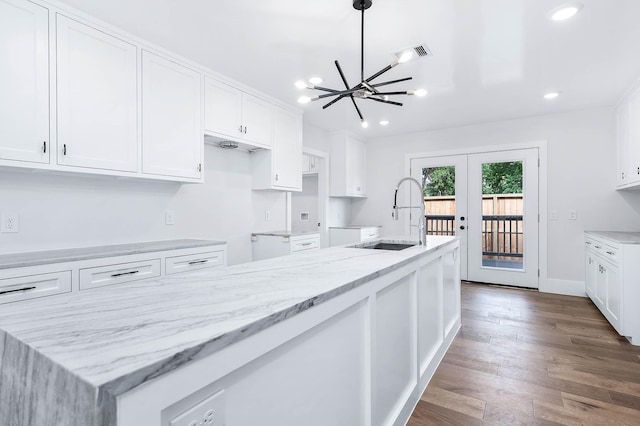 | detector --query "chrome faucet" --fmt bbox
[392,177,427,246]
